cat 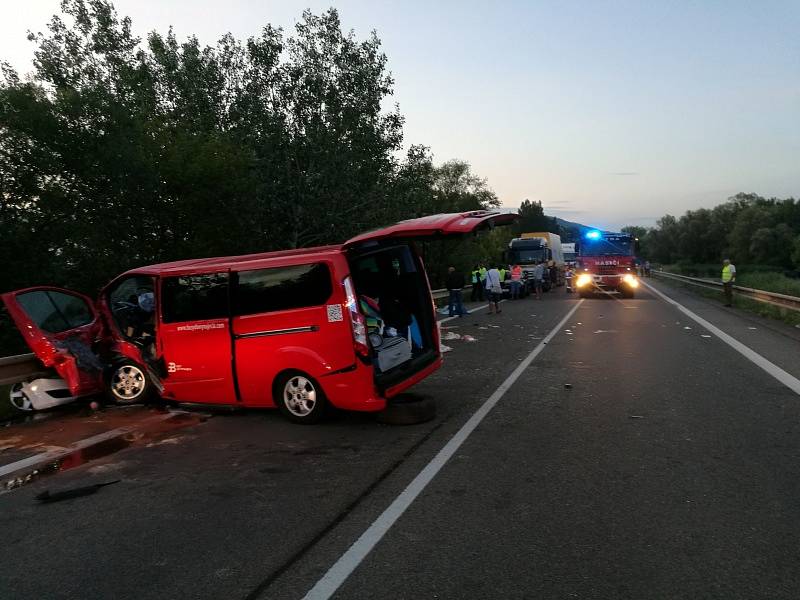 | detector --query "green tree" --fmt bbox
[516,199,558,234]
